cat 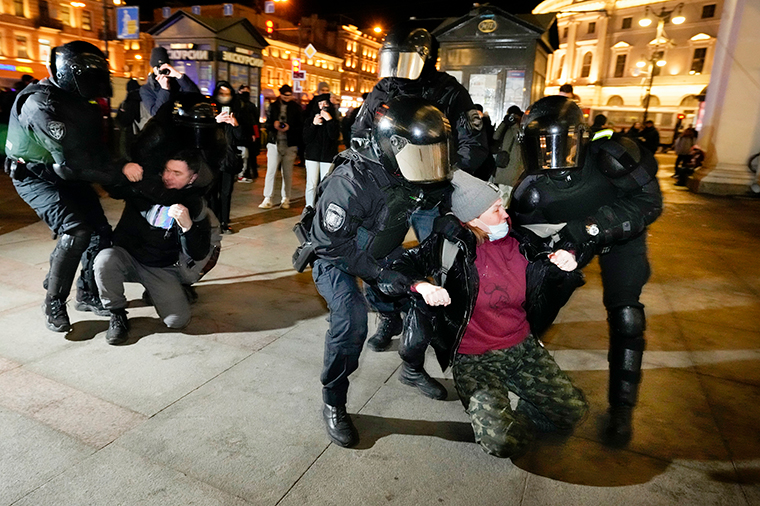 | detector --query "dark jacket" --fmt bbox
[212,81,246,174]
[310,150,423,282]
[5,79,120,185]
[637,125,660,155]
[385,216,582,370]
[352,68,490,176]
[303,93,340,162]
[140,72,200,117]
[108,177,211,268]
[265,98,303,147]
